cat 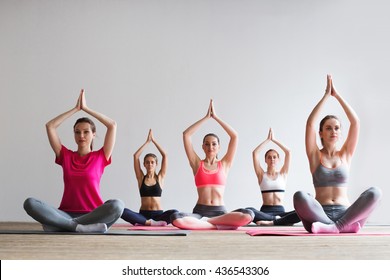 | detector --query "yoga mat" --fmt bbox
[246,228,390,236]
[0,229,189,236]
[127,225,249,231]
[127,225,181,231]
